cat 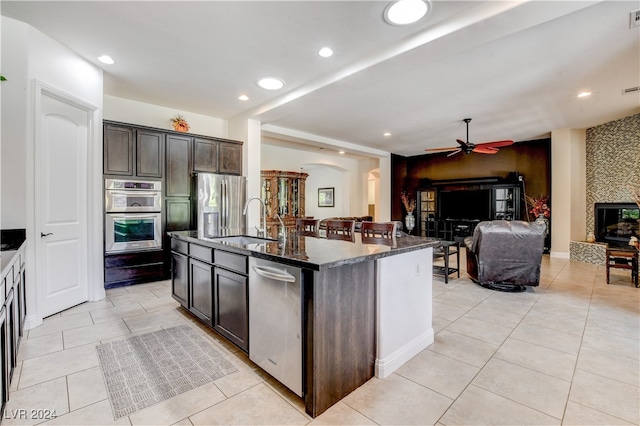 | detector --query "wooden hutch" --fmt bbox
[261,170,309,237]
